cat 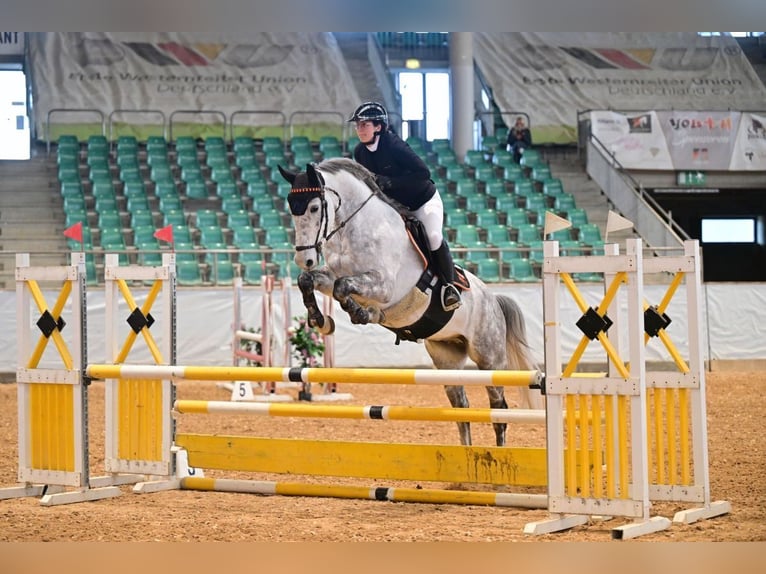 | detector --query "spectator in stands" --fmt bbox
[348,101,461,312]
[507,116,532,163]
